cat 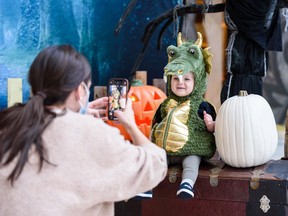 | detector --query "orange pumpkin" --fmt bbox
[107,80,167,140]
